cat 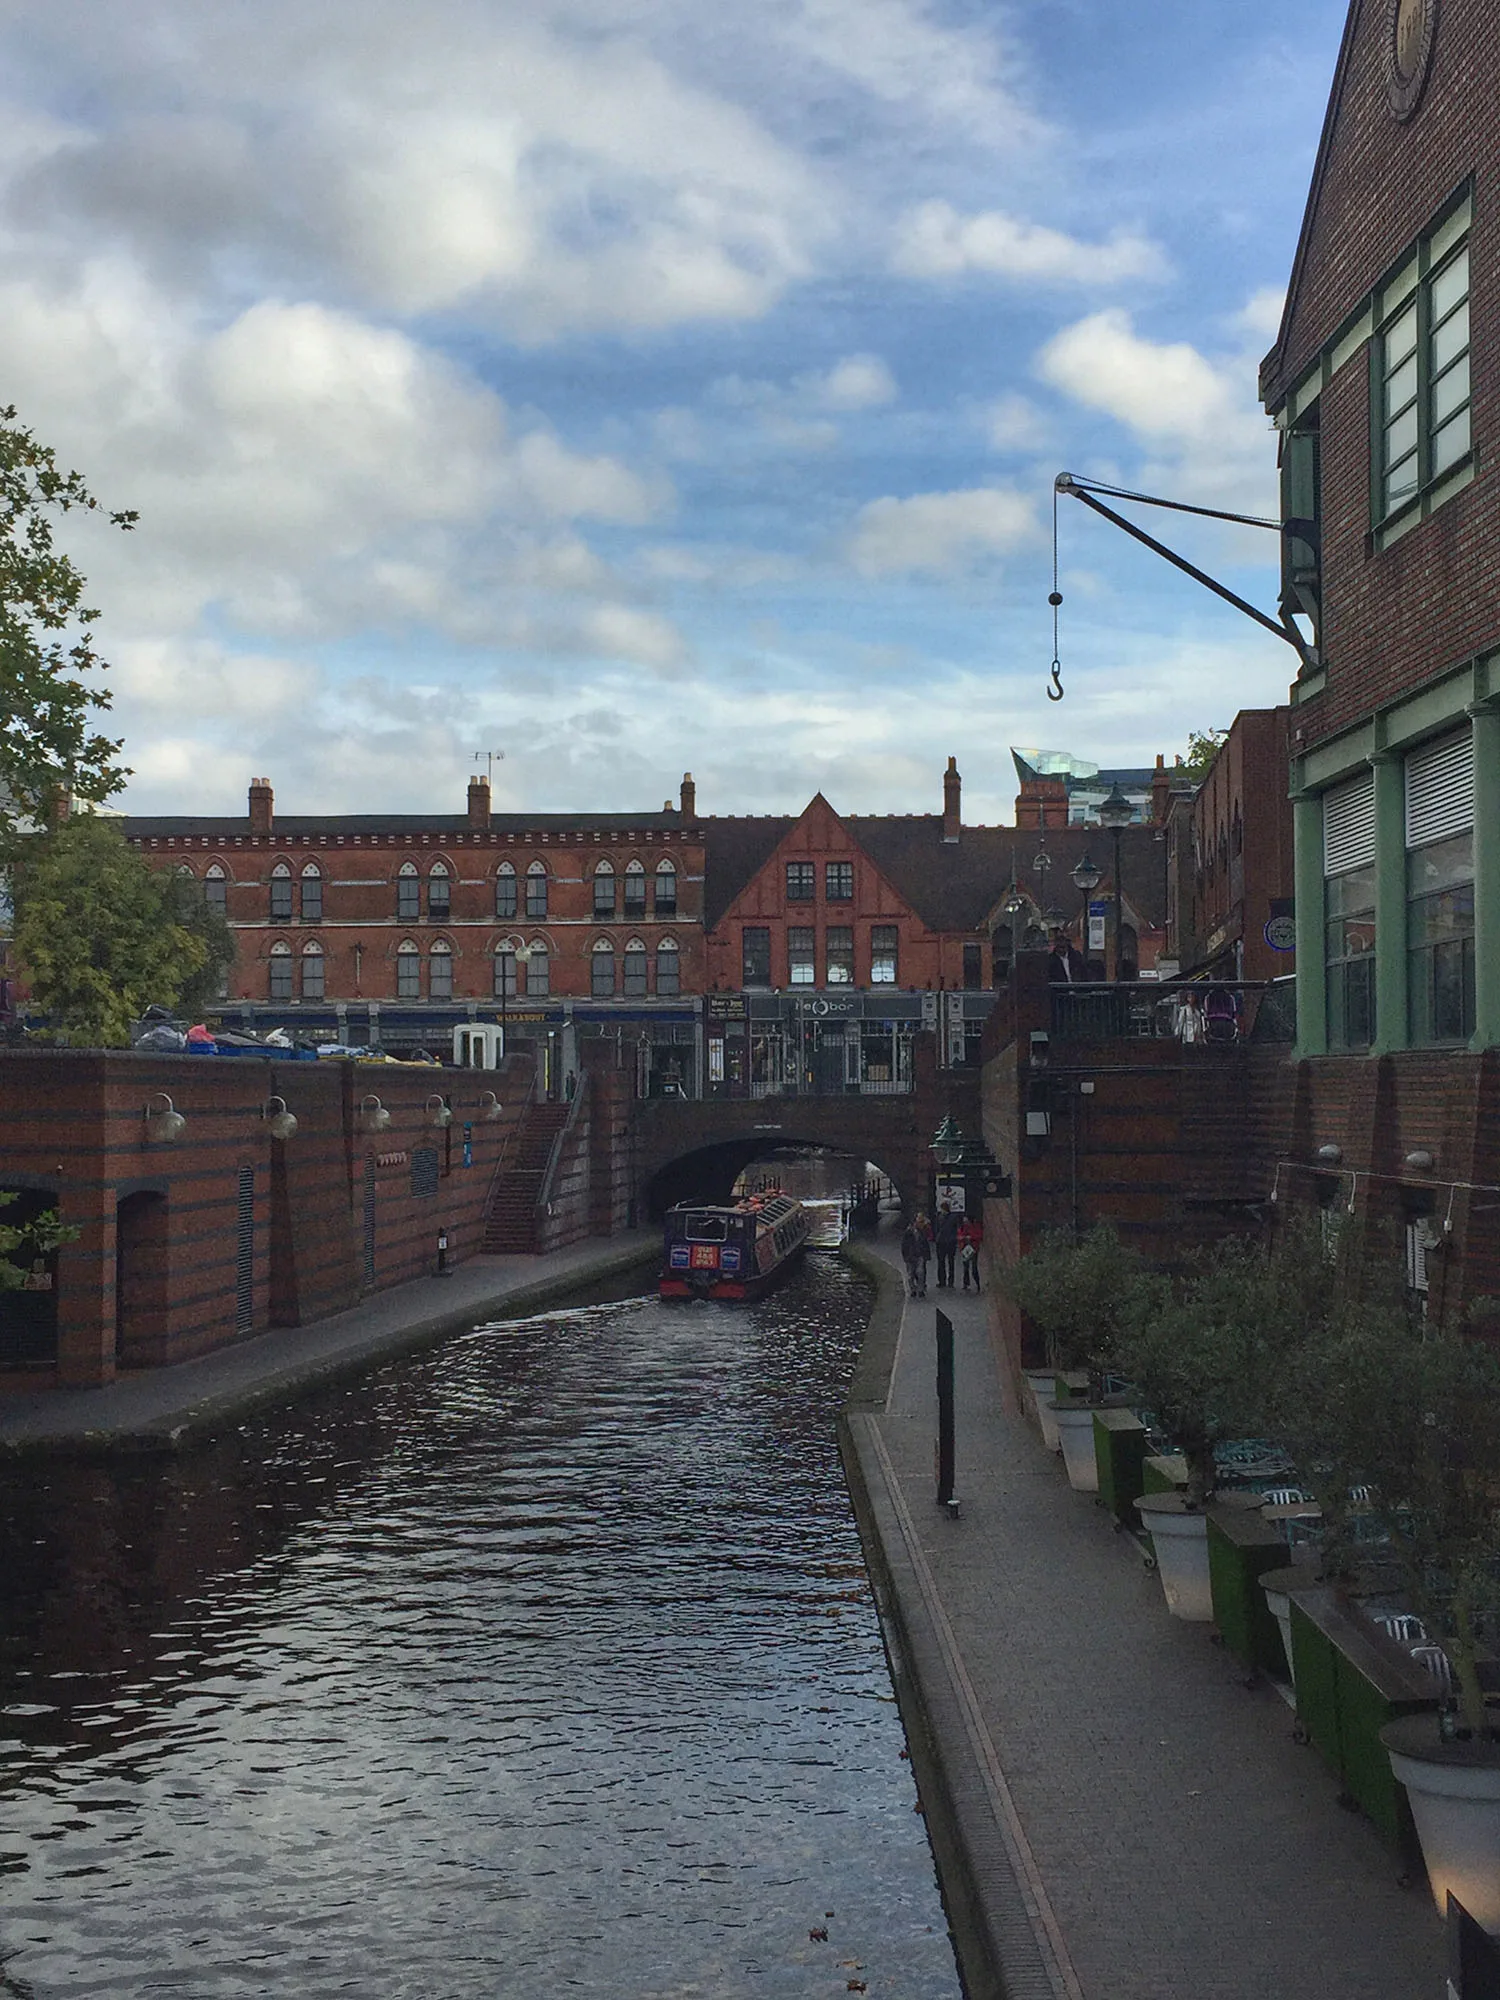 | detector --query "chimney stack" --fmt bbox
[679,771,696,820]
[942,756,961,843]
[468,774,491,830]
[248,777,274,836]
